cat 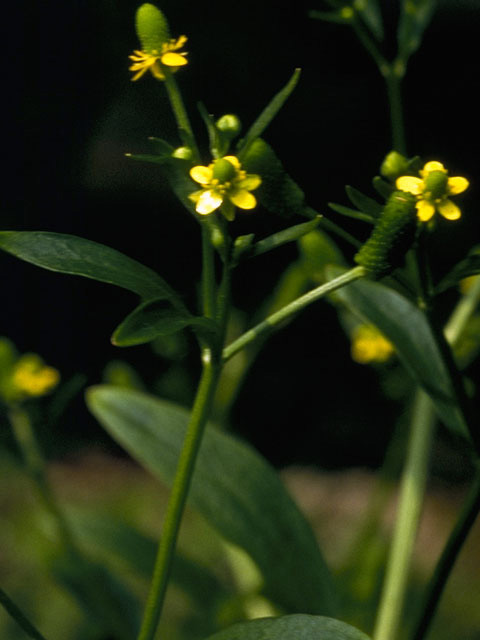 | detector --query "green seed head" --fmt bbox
[212,158,237,183]
[135,3,170,53]
[424,170,448,200]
